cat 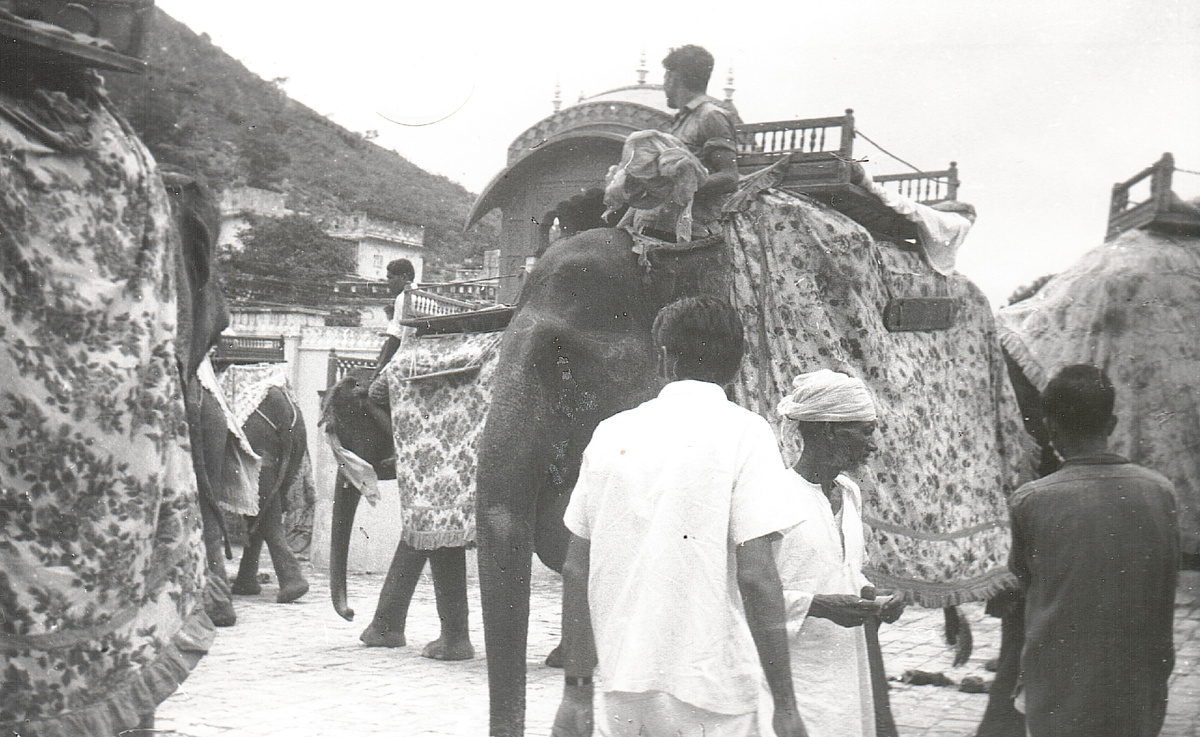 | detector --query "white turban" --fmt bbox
[777,369,877,423]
